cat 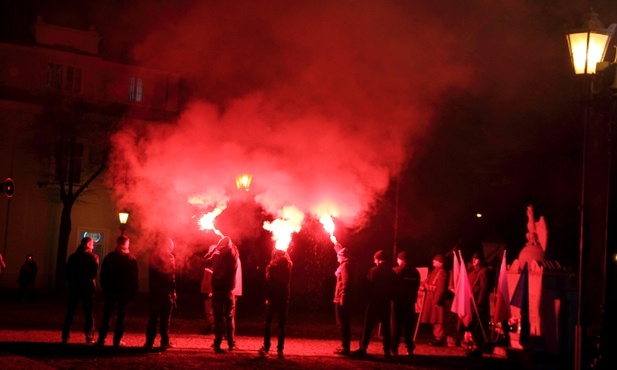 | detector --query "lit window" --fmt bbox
[129,77,143,102]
